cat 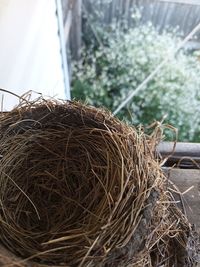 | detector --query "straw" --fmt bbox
[0,99,198,266]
